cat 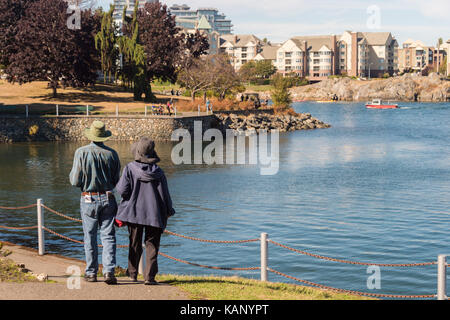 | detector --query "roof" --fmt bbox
[362,32,392,45]
[291,35,334,51]
[197,15,212,30]
[257,45,280,60]
[219,34,262,47]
